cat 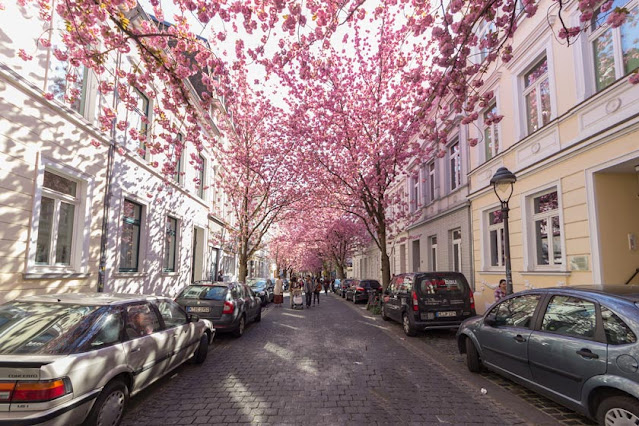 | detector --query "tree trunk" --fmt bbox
[379,226,391,288]
[238,250,248,283]
[336,264,346,279]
